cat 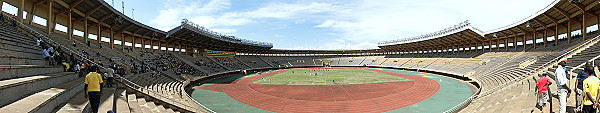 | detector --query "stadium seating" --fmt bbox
[14,18,202,113]
[0,19,81,113]
[2,5,600,112]
[233,55,272,68]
